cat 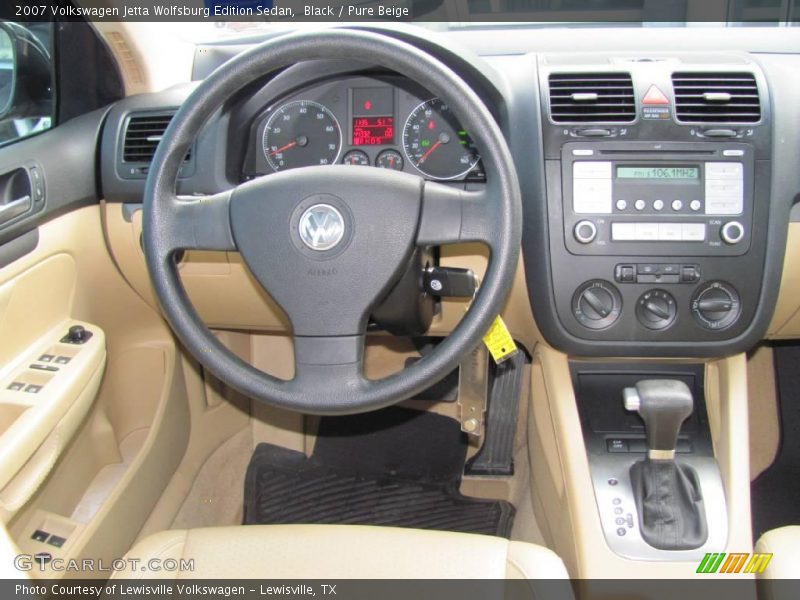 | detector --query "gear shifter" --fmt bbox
[623,380,708,551]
